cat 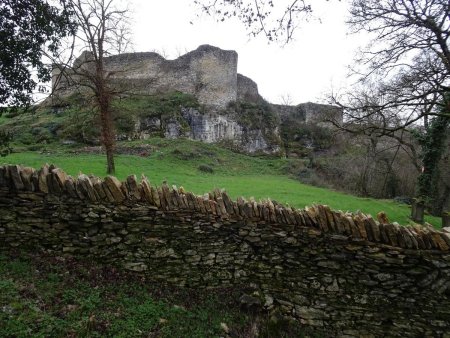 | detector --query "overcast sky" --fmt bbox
[128,0,363,105]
